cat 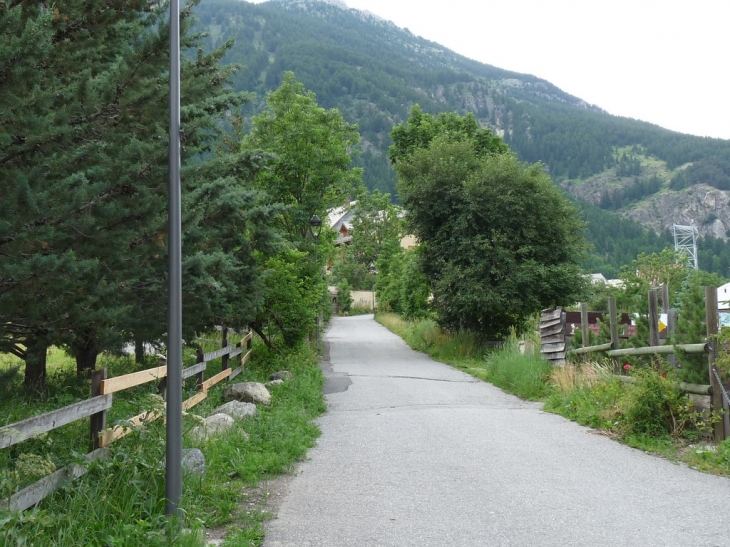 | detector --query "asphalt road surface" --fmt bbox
[263,315,730,547]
